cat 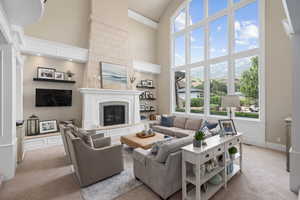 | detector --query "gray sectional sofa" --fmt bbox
[133,116,219,199]
[150,116,204,138]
